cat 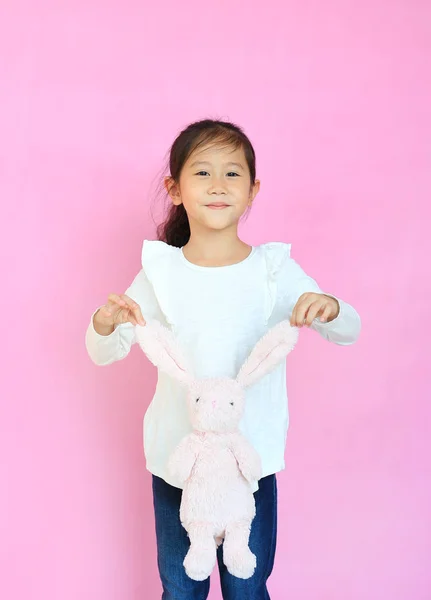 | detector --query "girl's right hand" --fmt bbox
[94,294,146,329]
